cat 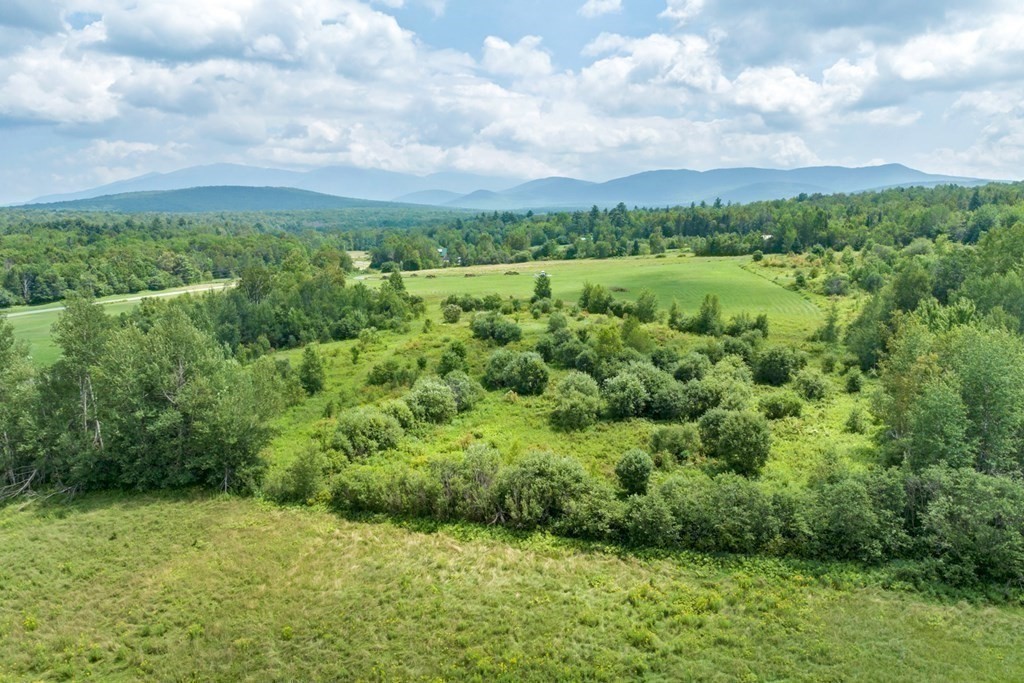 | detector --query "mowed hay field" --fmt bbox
[1,494,1022,682]
[3,281,234,365]
[399,254,822,341]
